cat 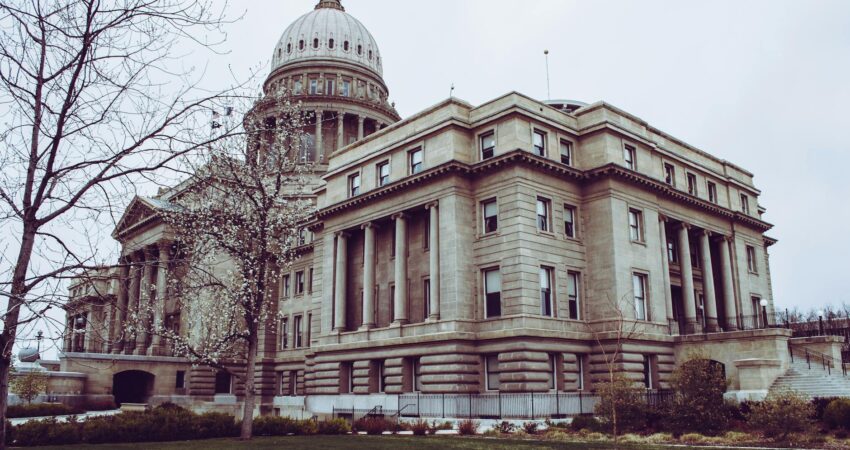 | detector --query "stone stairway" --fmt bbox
[769,357,850,399]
